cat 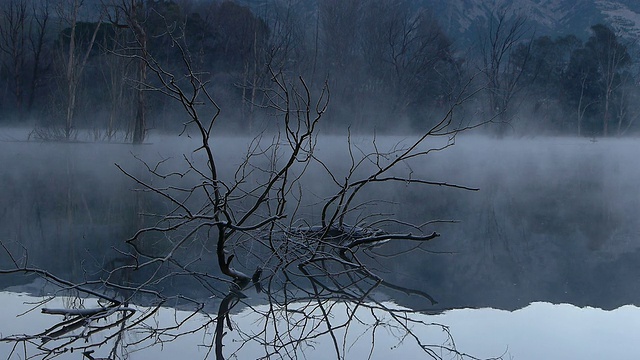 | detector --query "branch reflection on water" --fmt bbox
[0,15,491,359]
